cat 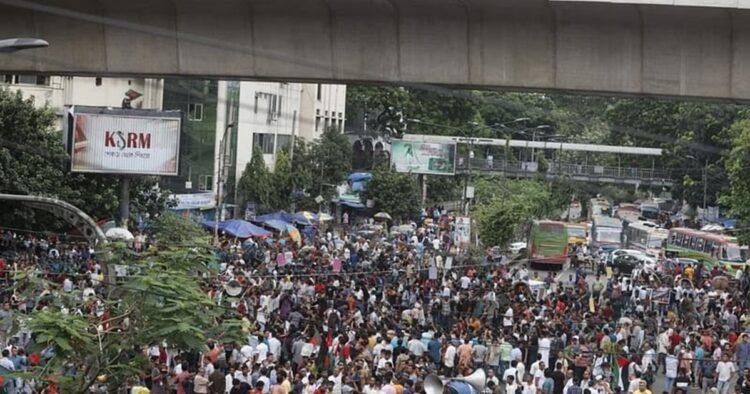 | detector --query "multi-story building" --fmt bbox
[1,75,163,128]
[2,74,346,218]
